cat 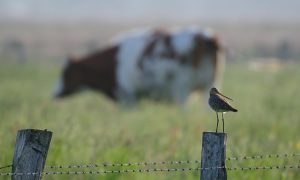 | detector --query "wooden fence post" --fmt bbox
[200,132,227,180]
[12,129,52,180]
